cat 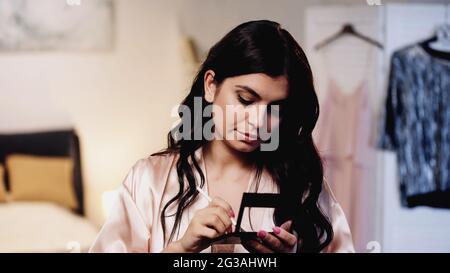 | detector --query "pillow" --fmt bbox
[0,165,7,202]
[6,154,78,209]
